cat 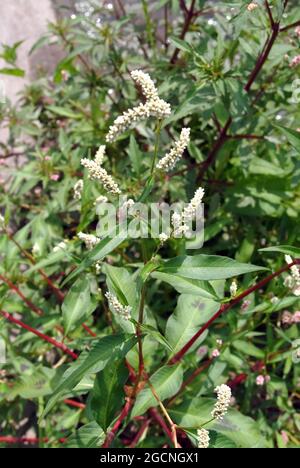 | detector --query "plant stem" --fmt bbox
[0,274,44,316]
[170,0,196,64]
[137,285,146,379]
[169,259,300,365]
[0,310,78,360]
[129,419,150,448]
[147,379,179,448]
[102,397,133,448]
[141,0,156,51]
